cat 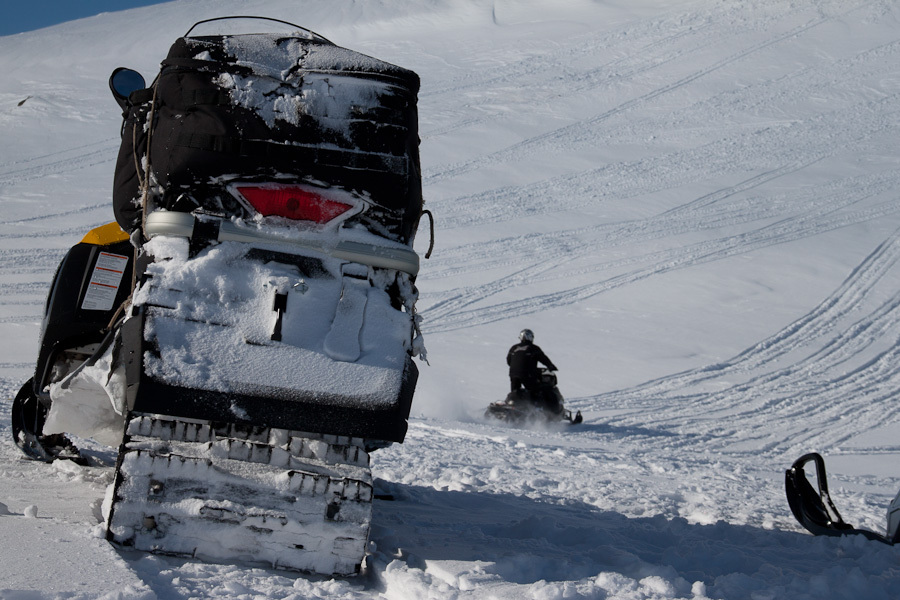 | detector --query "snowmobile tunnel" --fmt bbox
[121,310,419,443]
[145,210,420,275]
